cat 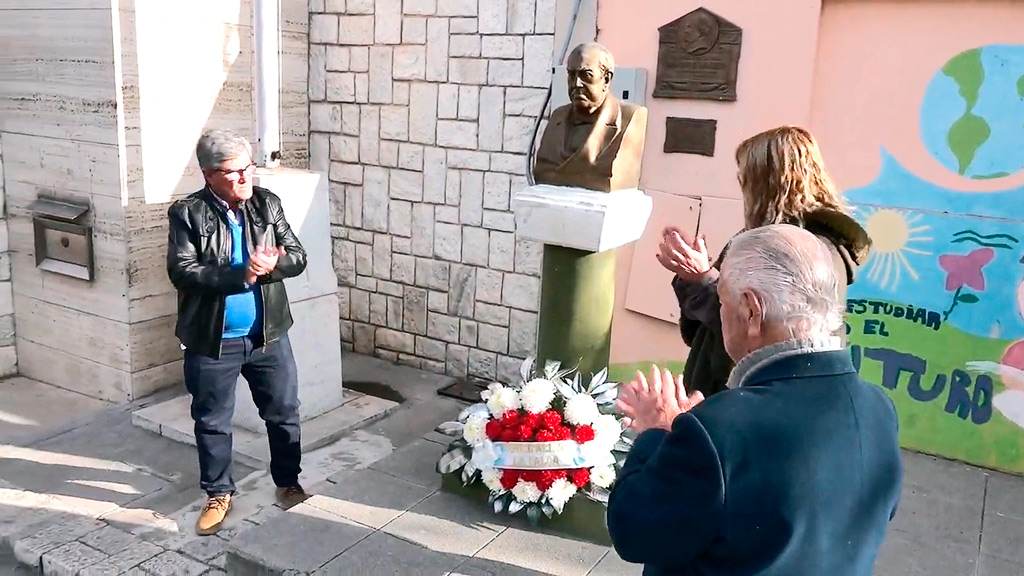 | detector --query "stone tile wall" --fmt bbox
[309,0,557,384]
